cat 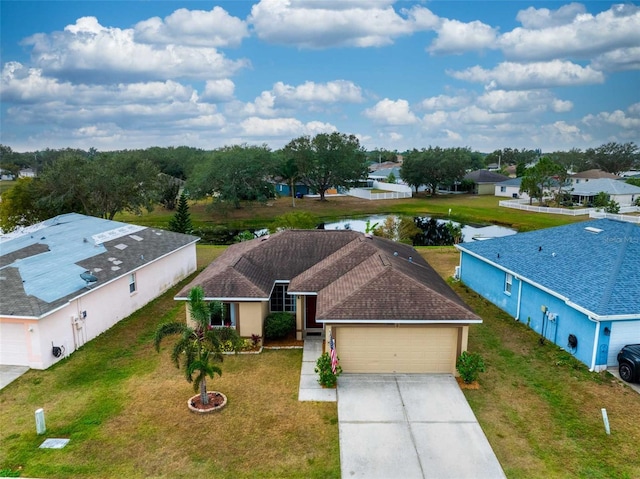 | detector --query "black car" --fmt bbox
[617,344,640,383]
